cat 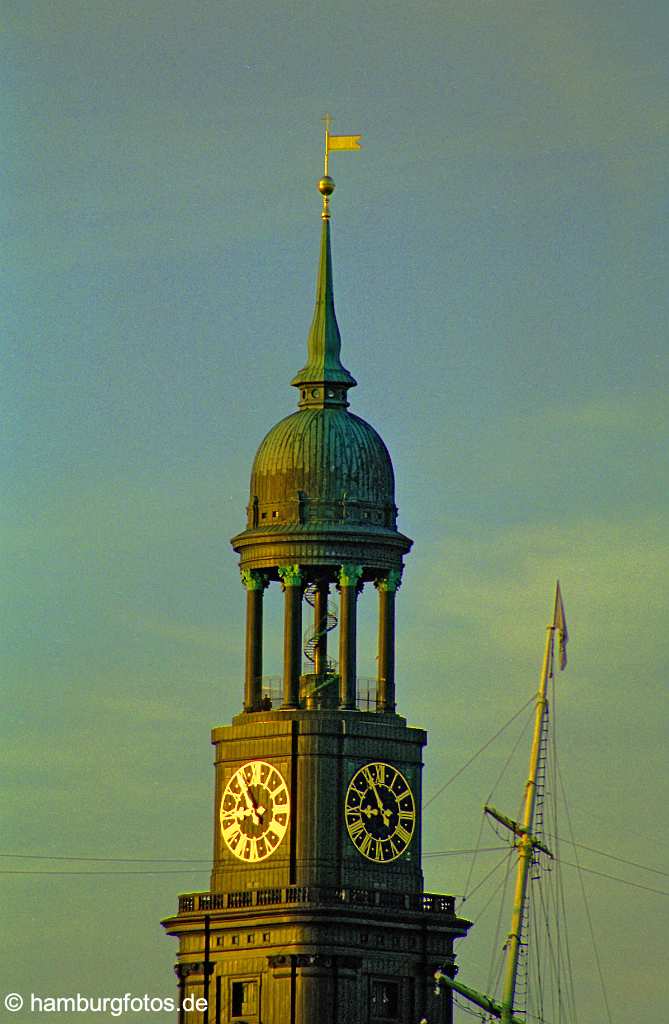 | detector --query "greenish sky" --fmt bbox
[4,1,668,1020]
